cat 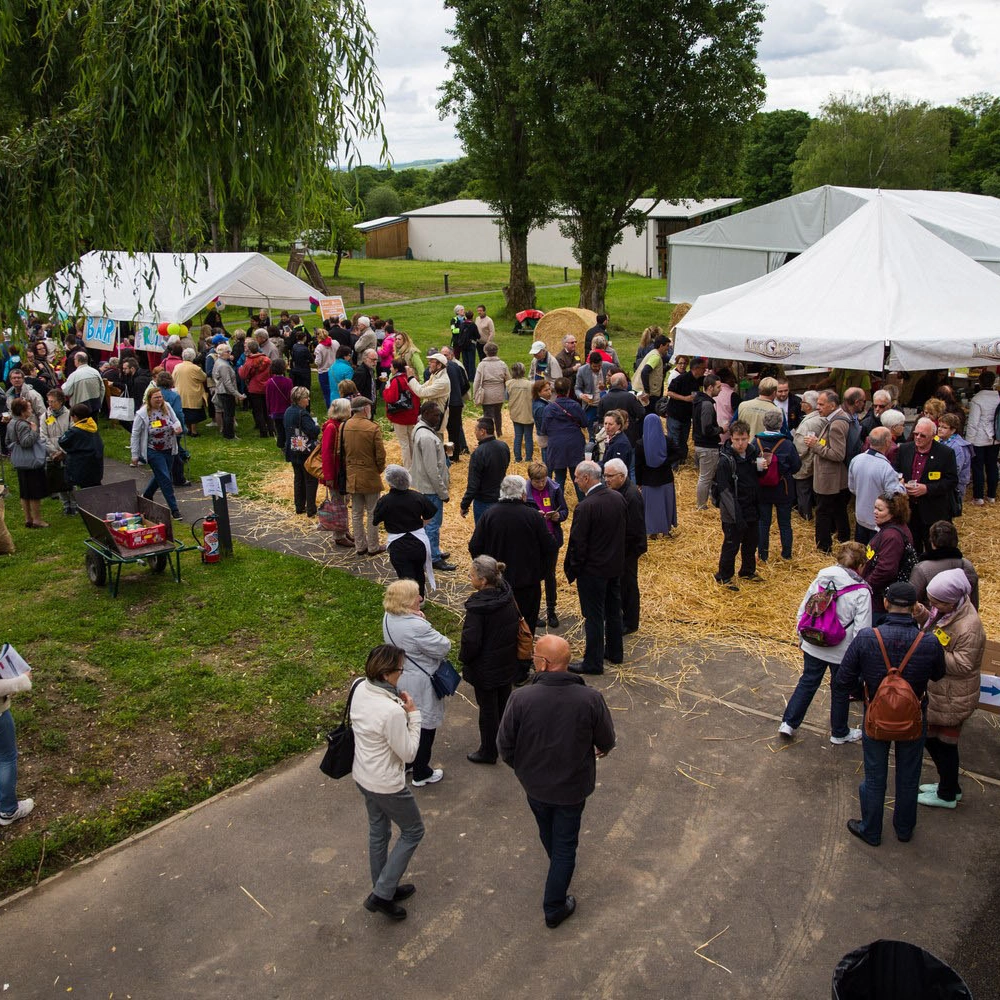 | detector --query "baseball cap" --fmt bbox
[885,582,918,607]
[429,353,449,365]
[529,340,547,355]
